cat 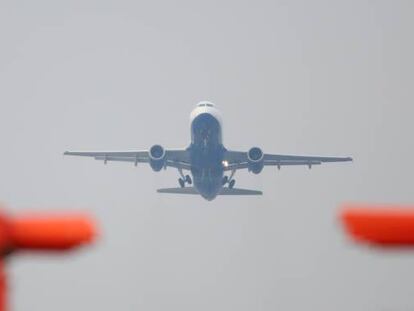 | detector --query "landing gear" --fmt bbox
[223,169,237,189]
[223,176,236,189]
[177,168,192,187]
